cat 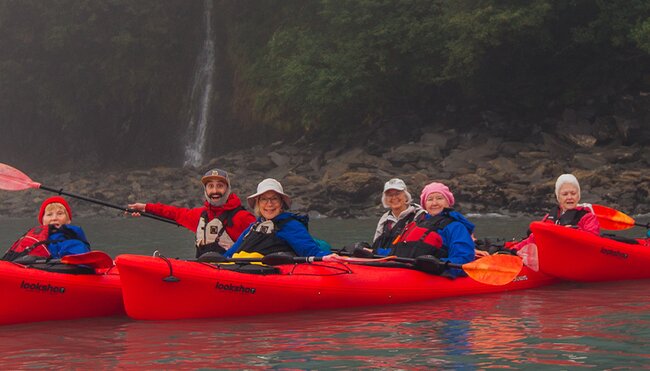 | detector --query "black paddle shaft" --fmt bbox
[39,184,179,226]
